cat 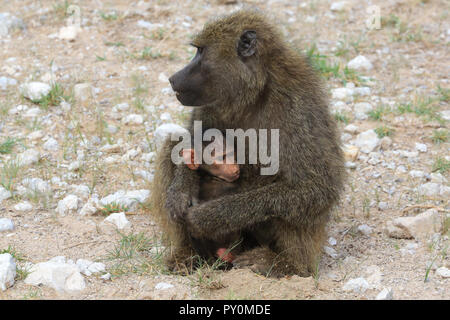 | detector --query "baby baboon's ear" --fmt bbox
[238,30,257,57]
